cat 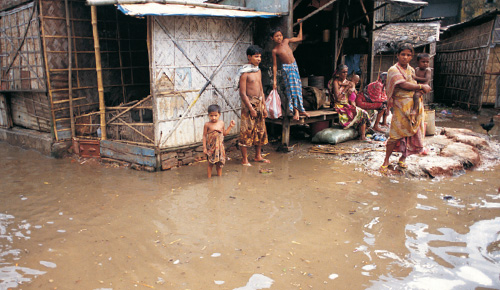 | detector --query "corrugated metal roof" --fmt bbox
[117,3,280,17]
